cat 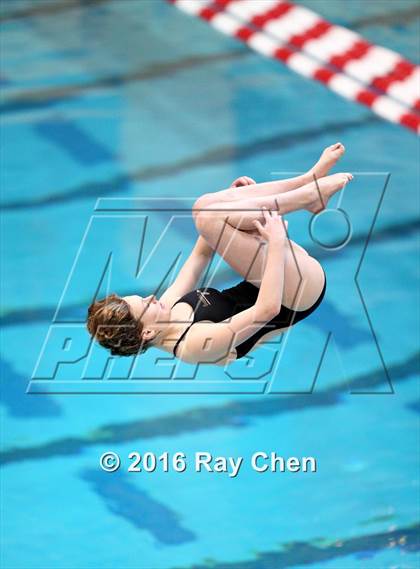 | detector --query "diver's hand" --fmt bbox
[253,207,288,244]
[230,176,256,188]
